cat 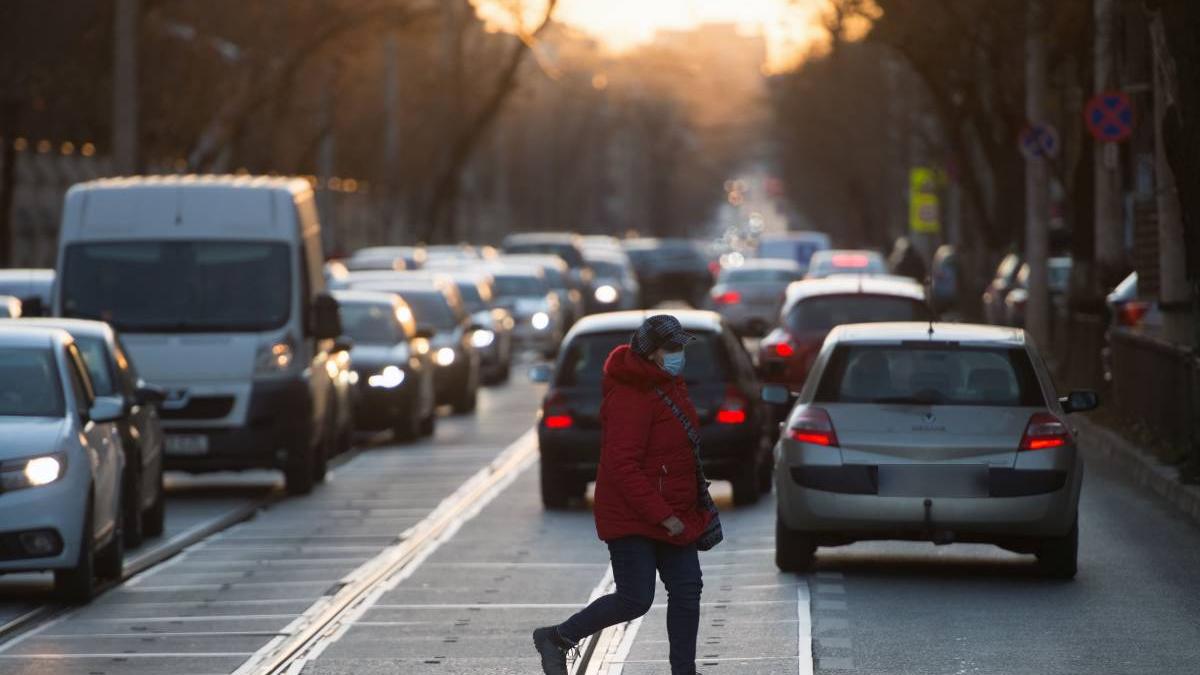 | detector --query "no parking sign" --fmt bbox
[1085,91,1134,142]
